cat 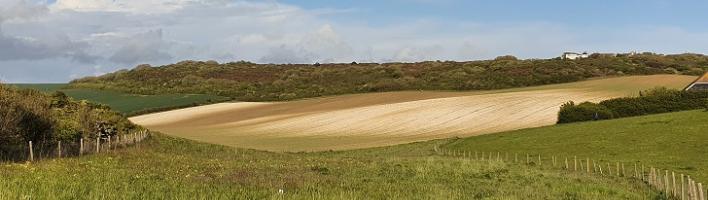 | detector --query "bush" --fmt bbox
[558,88,708,124]
[0,84,139,145]
[558,101,614,124]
